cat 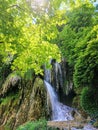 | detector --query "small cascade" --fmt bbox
[44,81,74,121]
[44,68,74,121]
[51,59,73,96]
[54,62,63,89]
[44,69,51,83]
